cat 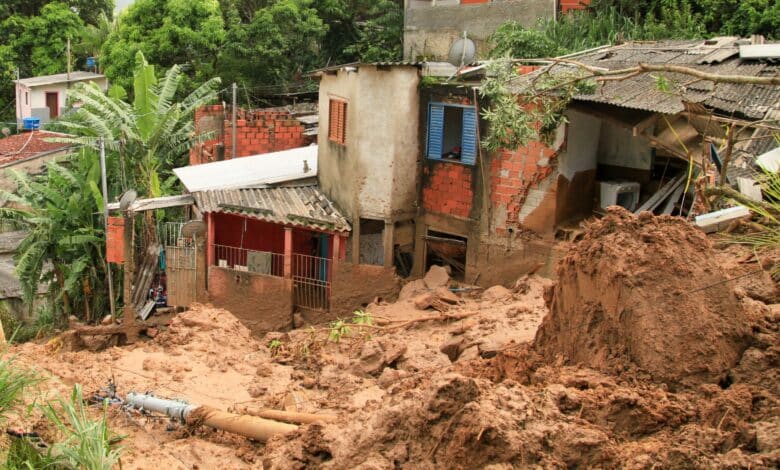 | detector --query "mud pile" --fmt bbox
[535,207,751,387]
